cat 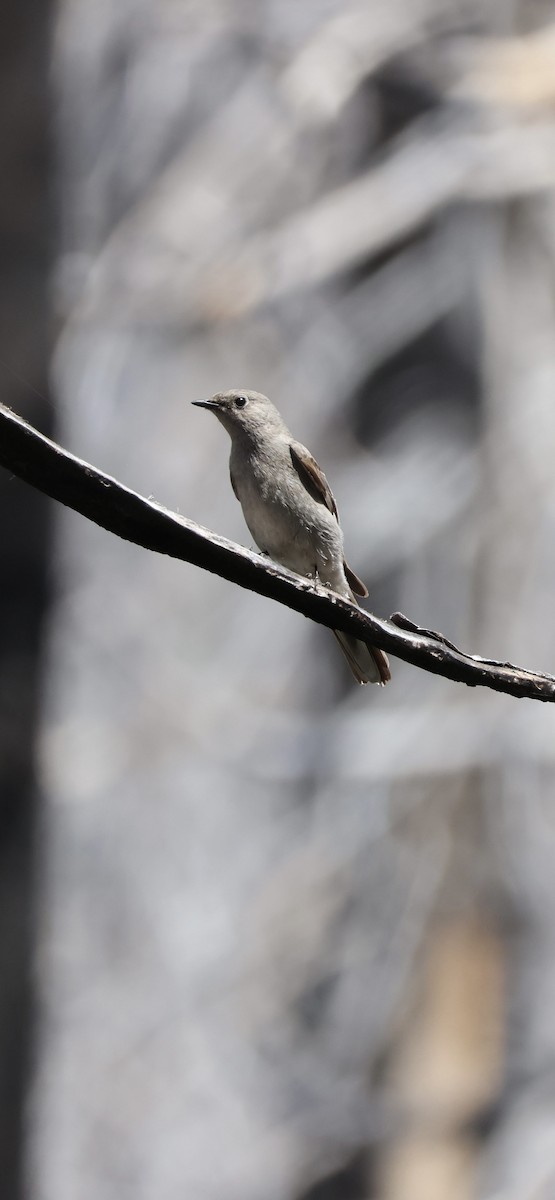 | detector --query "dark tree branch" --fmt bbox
[0,402,554,701]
